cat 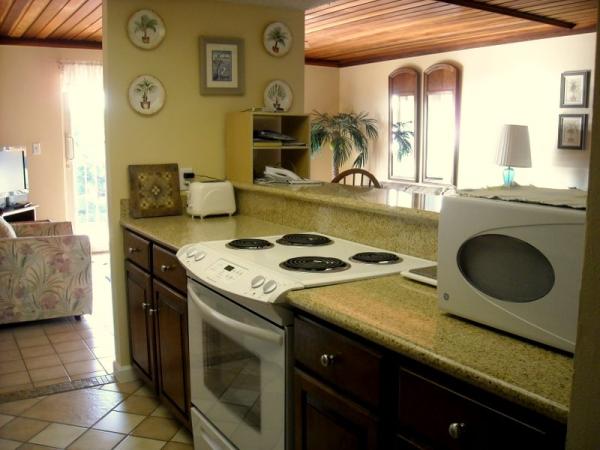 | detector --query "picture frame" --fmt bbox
[127,9,166,50]
[560,70,591,108]
[127,74,165,116]
[199,36,244,95]
[558,114,587,150]
[263,22,292,57]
